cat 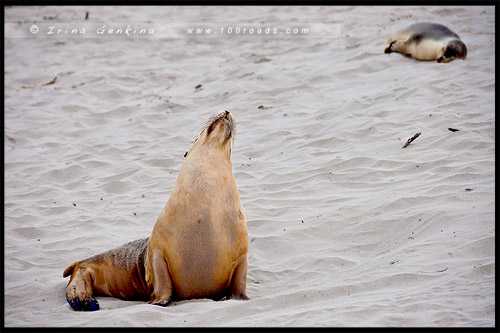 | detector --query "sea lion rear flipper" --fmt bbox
[384,40,395,53]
